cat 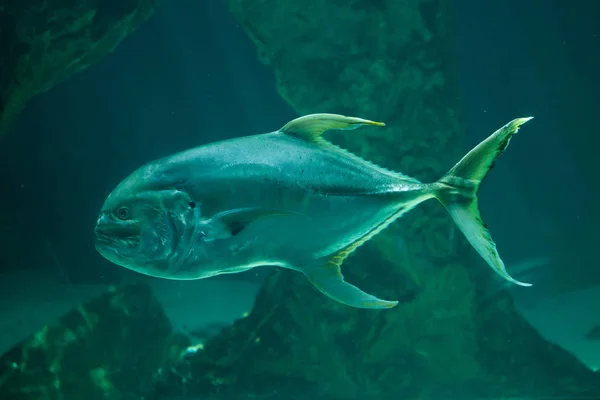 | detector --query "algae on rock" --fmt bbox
[0,284,187,400]
[149,0,600,399]
[0,0,160,135]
